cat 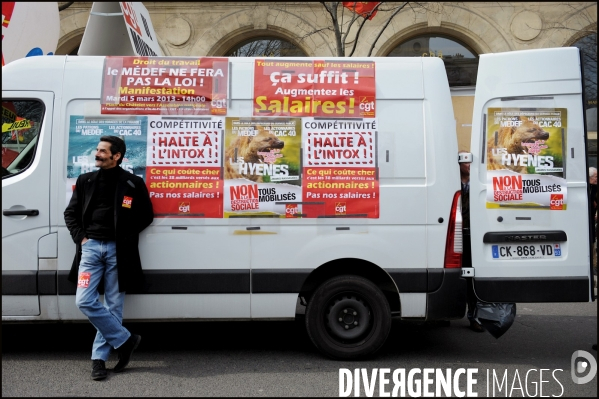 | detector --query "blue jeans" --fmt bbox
[75,239,131,361]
